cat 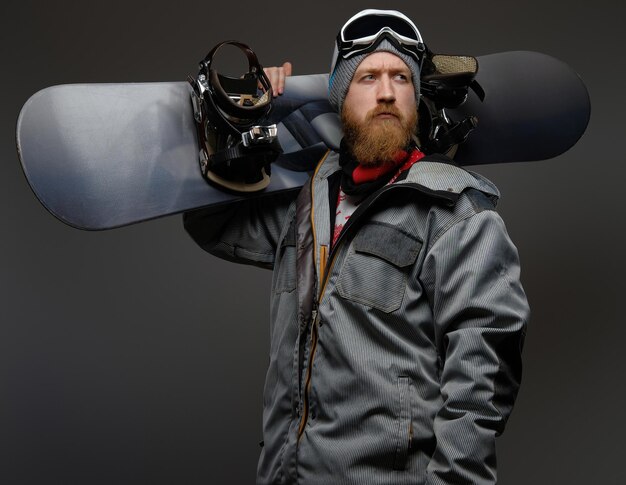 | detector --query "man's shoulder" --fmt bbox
[399,154,500,208]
